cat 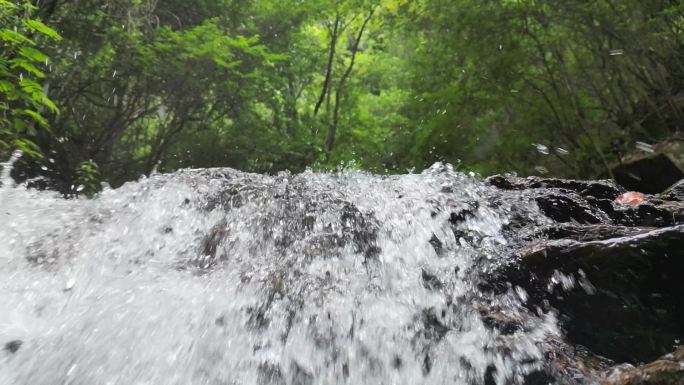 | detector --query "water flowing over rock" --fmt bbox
[0,165,682,385]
